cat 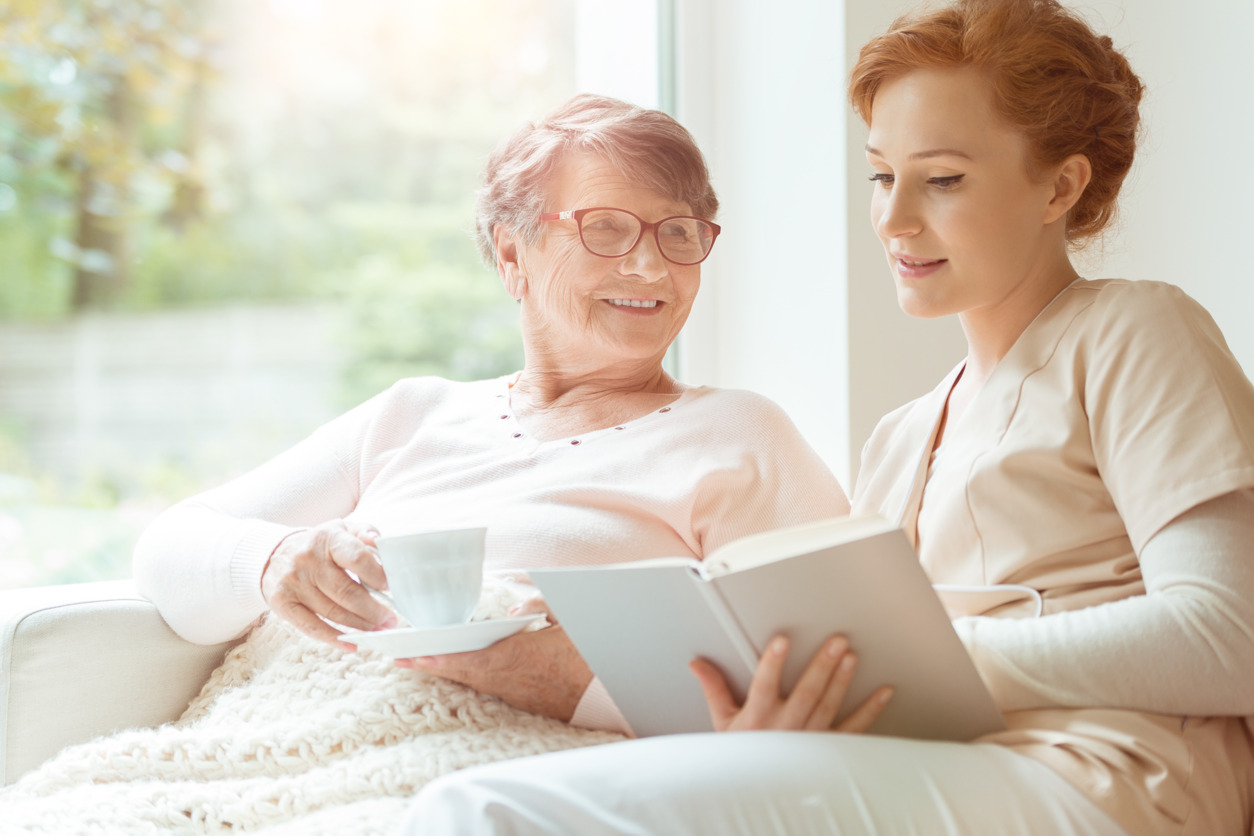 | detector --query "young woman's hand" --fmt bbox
[690,635,893,732]
[260,519,396,647]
